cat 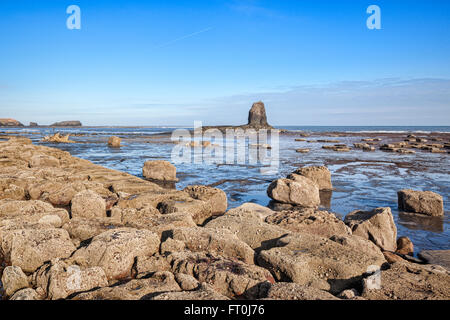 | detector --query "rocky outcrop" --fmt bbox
[182,185,227,215]
[71,190,107,219]
[398,189,444,216]
[344,207,397,251]
[1,266,29,296]
[262,282,338,300]
[0,118,23,127]
[41,133,75,143]
[143,160,178,182]
[50,121,82,127]
[248,101,271,128]
[396,237,414,256]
